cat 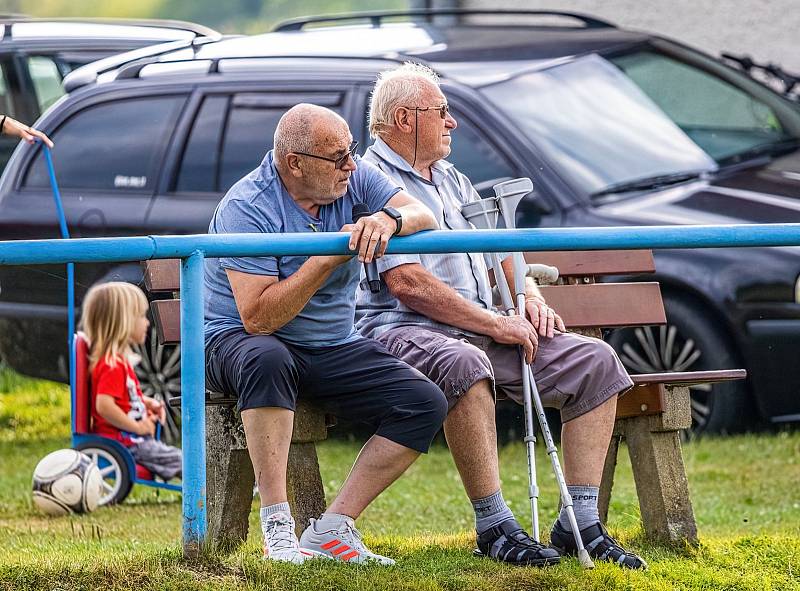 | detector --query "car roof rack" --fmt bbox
[273,9,615,32]
[112,53,416,82]
[63,35,224,92]
[0,16,219,39]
